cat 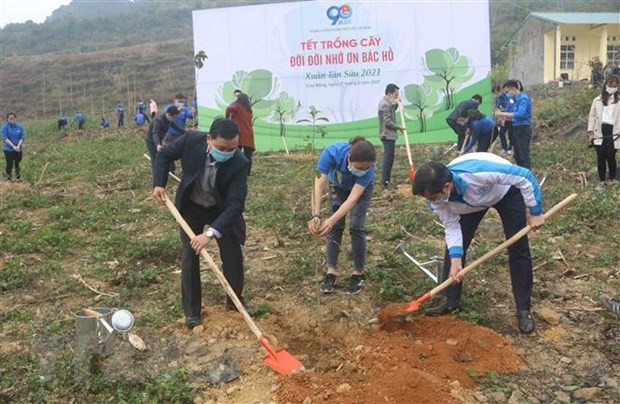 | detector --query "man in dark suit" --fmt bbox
[153,118,249,329]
